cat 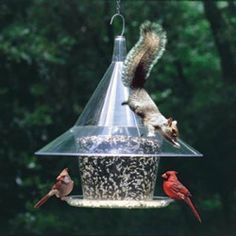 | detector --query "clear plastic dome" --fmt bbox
[35,36,202,158]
